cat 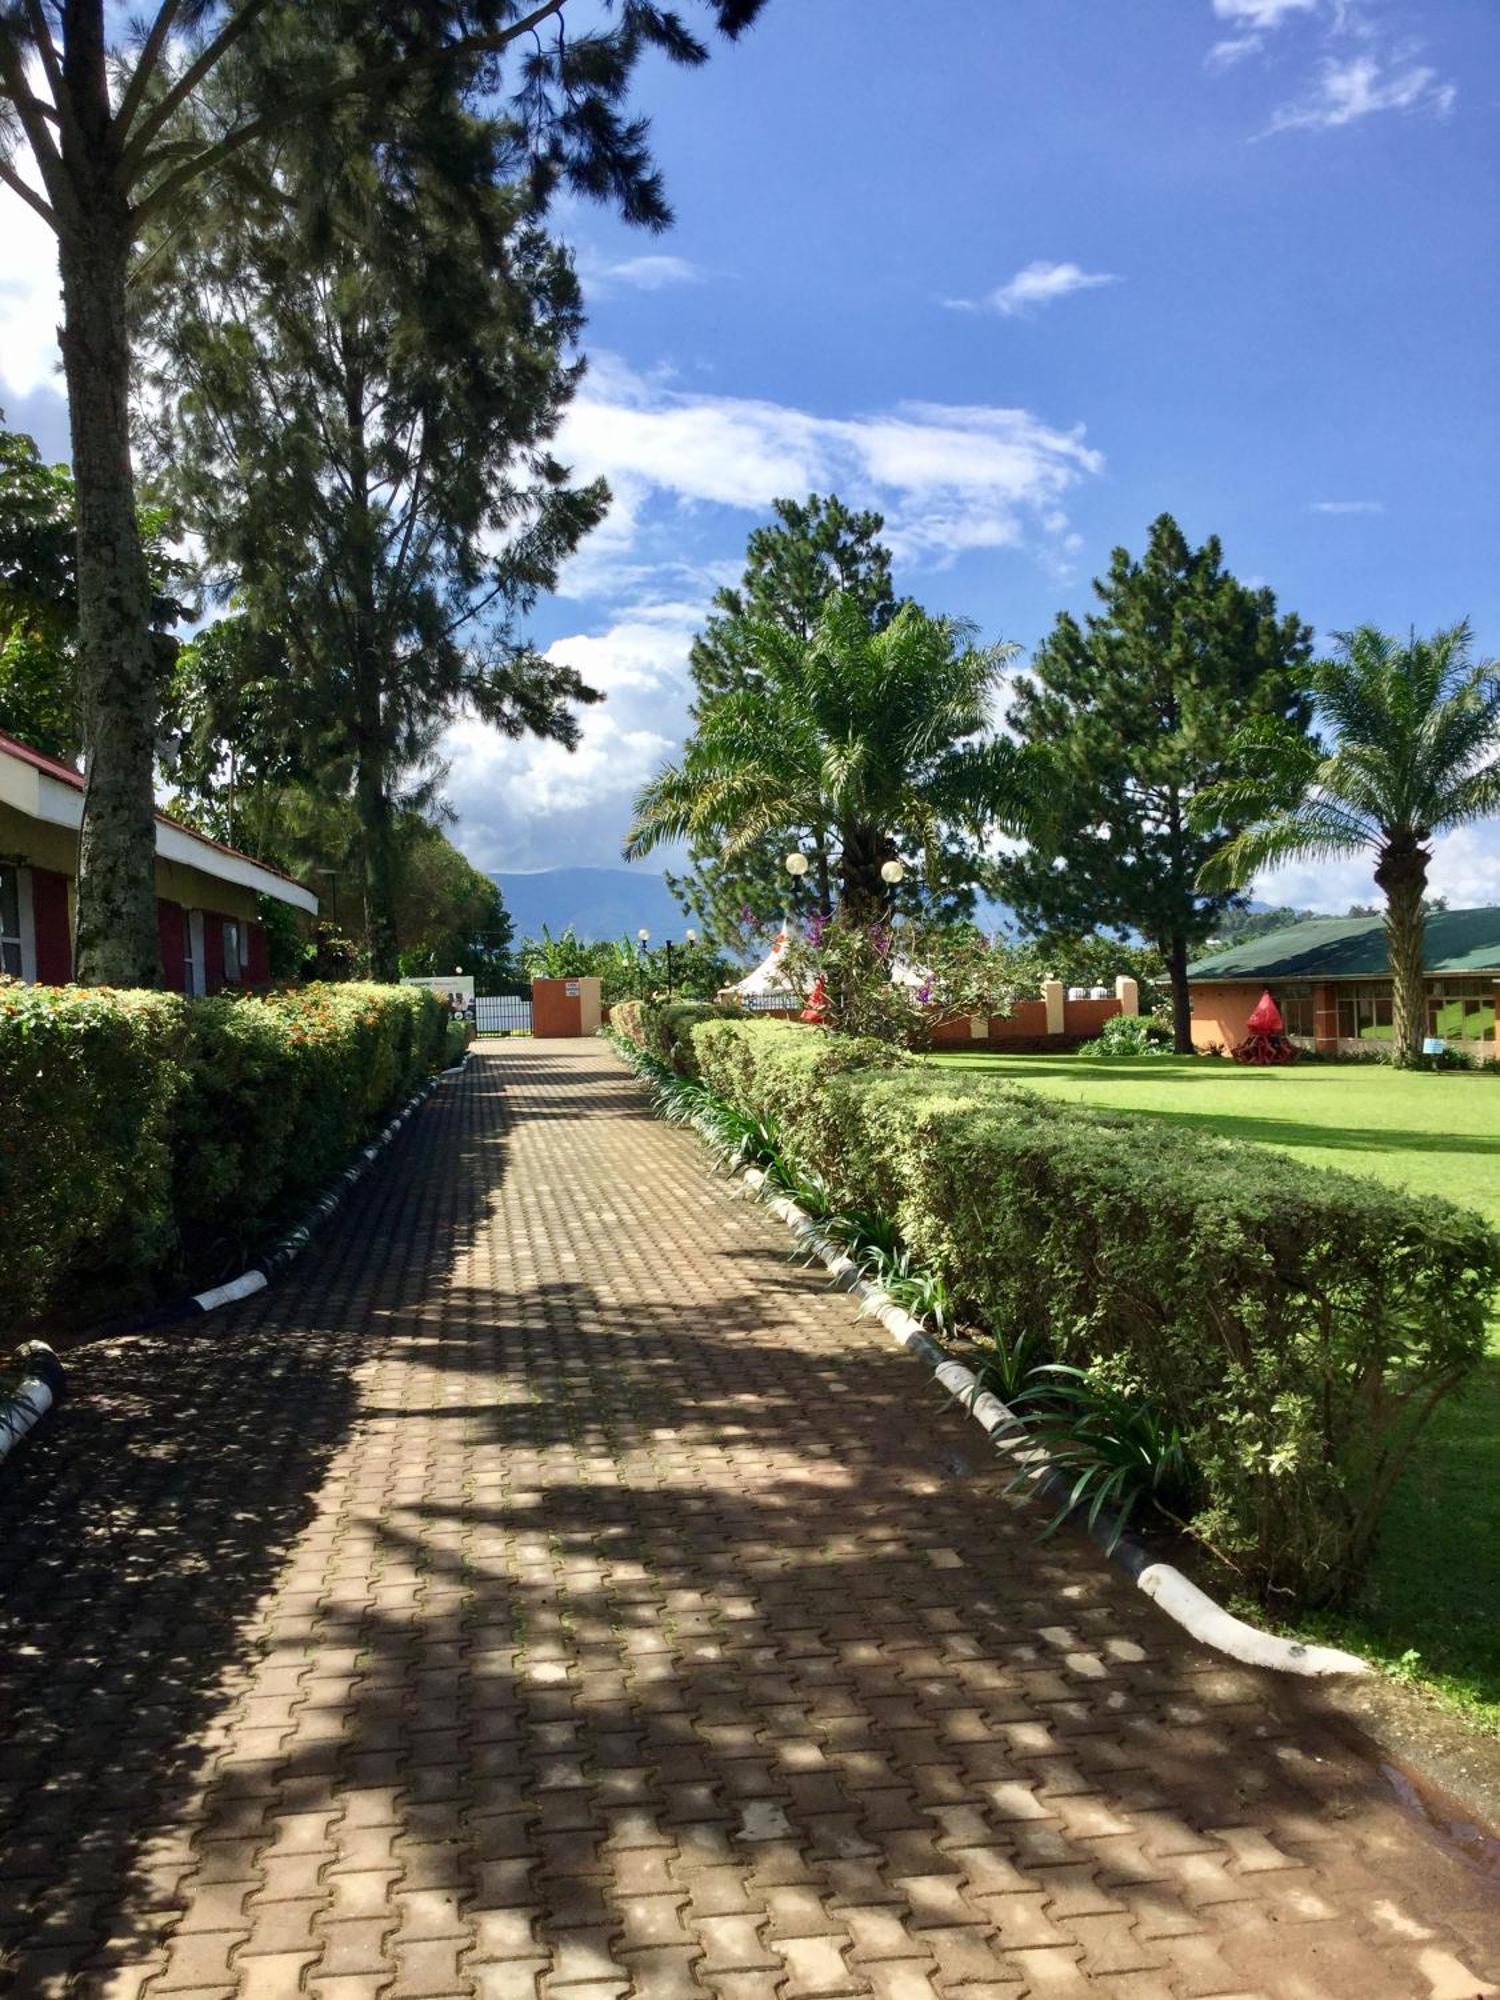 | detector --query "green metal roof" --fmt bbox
[1187,907,1500,982]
